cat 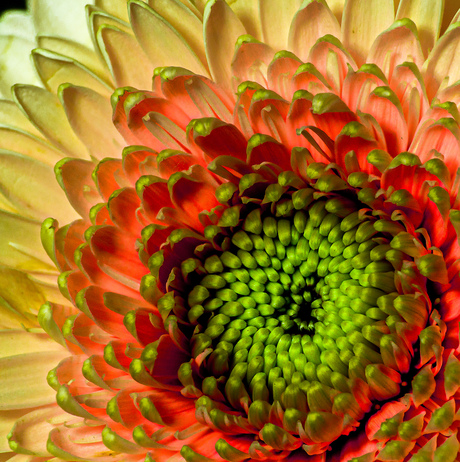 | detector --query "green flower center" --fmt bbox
[187,194,395,408]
